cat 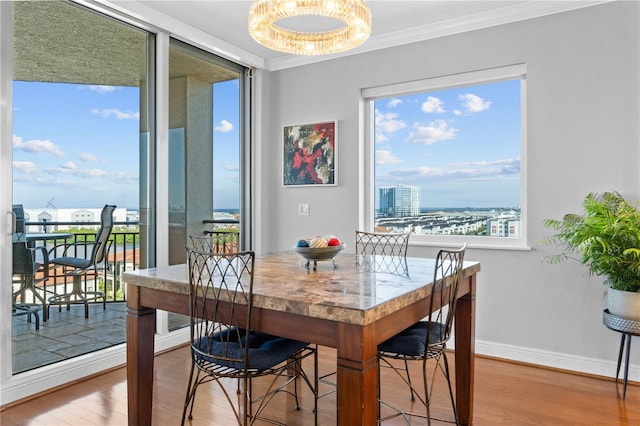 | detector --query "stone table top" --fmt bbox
[123,251,480,326]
